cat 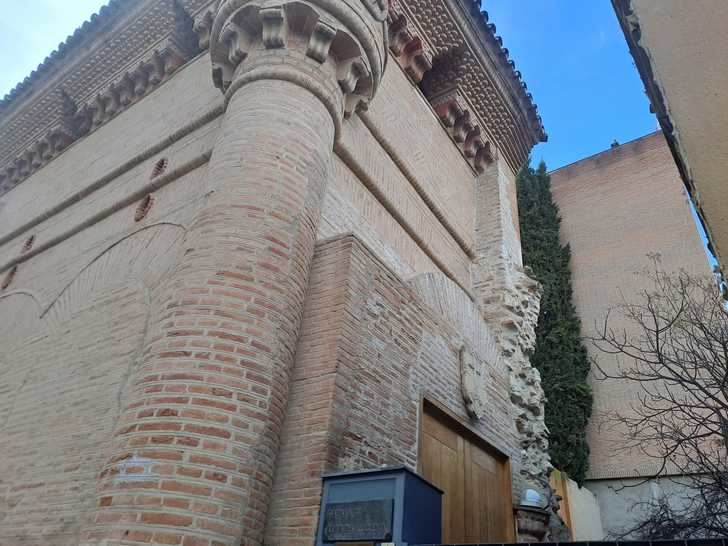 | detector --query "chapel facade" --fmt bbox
[0,1,549,544]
